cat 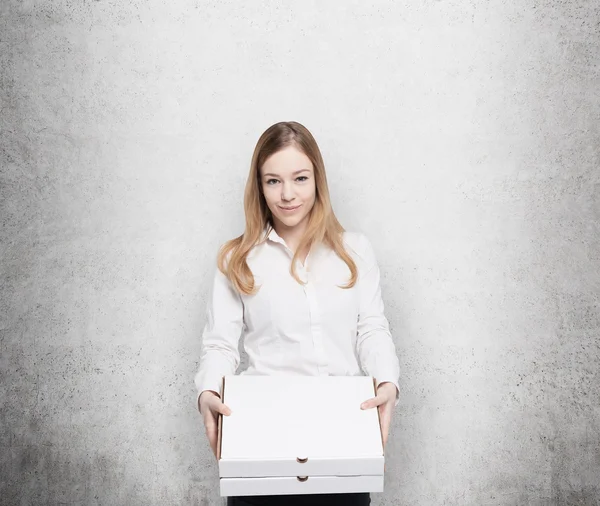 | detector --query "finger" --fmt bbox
[360,395,385,410]
[378,405,392,449]
[205,422,218,456]
[360,396,378,409]
[204,414,216,432]
[379,411,390,441]
[209,435,218,458]
[379,402,393,424]
[204,416,216,432]
[378,398,393,416]
[212,401,232,416]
